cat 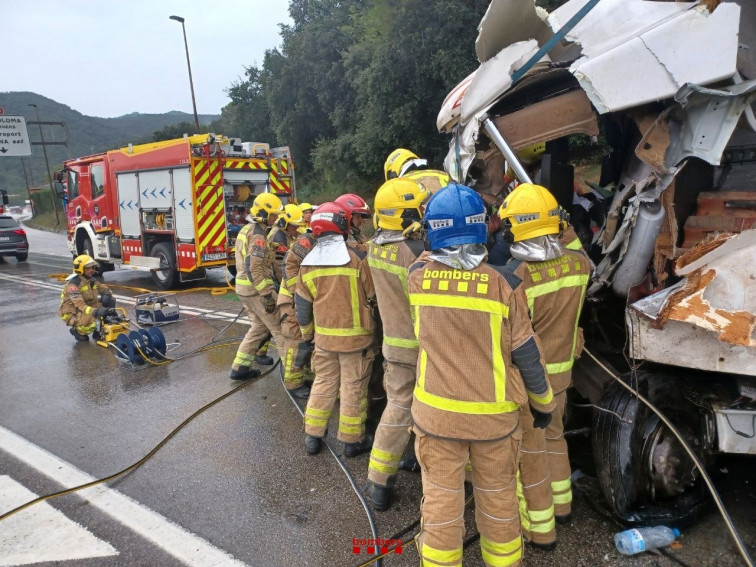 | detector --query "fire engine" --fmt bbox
[56,134,295,289]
